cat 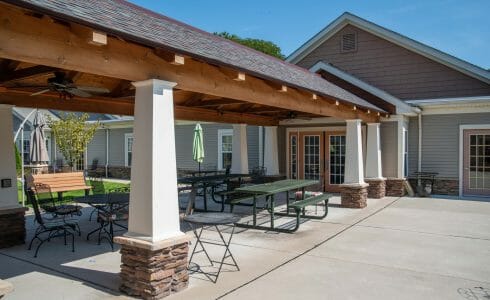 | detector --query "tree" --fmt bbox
[14,144,22,176]
[214,31,285,59]
[47,113,99,171]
